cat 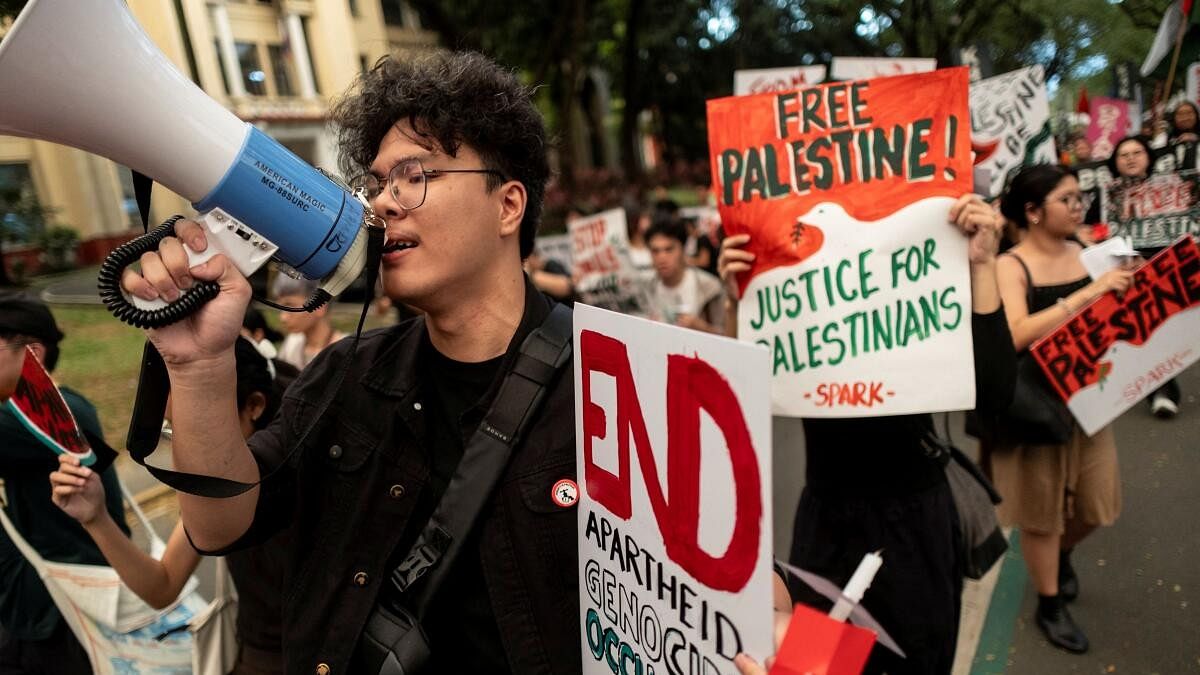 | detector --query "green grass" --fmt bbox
[50,306,148,444]
[48,303,394,446]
